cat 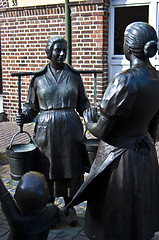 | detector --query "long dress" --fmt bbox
[22,63,90,197]
[70,67,159,240]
